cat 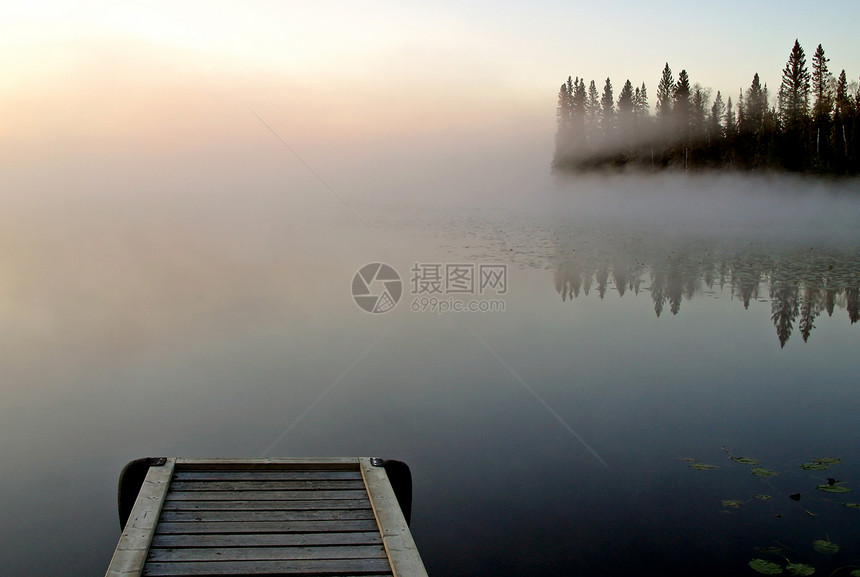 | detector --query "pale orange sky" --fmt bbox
[3,0,859,201]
